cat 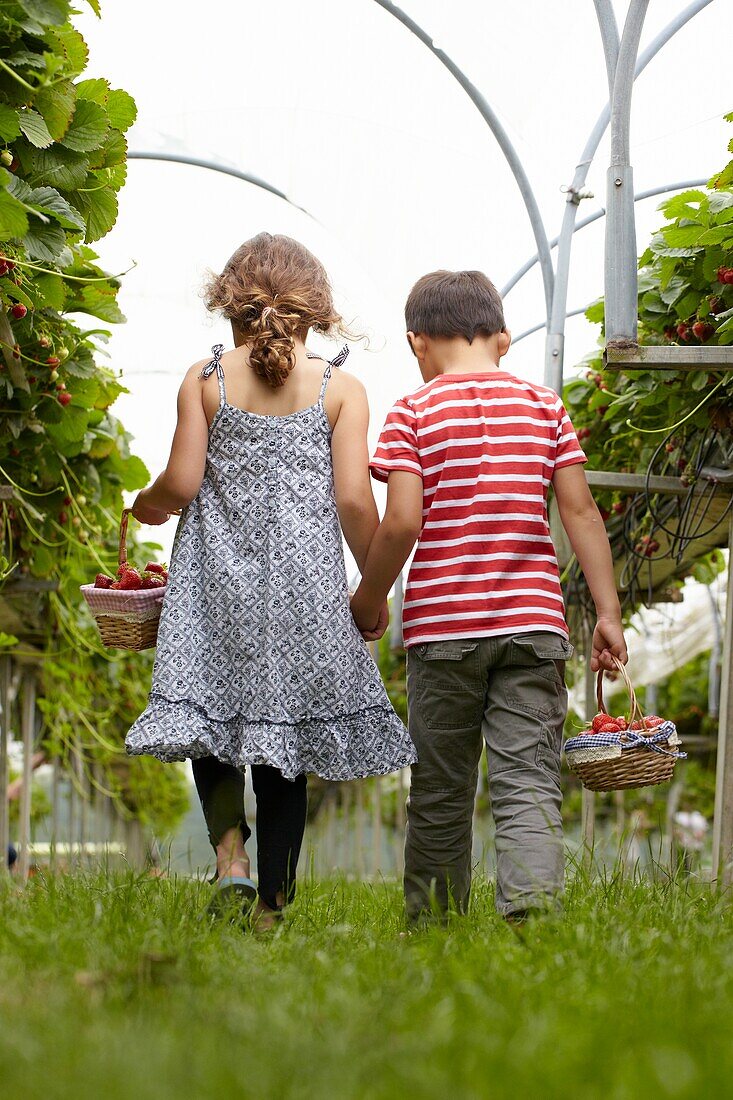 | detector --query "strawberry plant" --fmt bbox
[0,0,186,834]
[563,114,733,613]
